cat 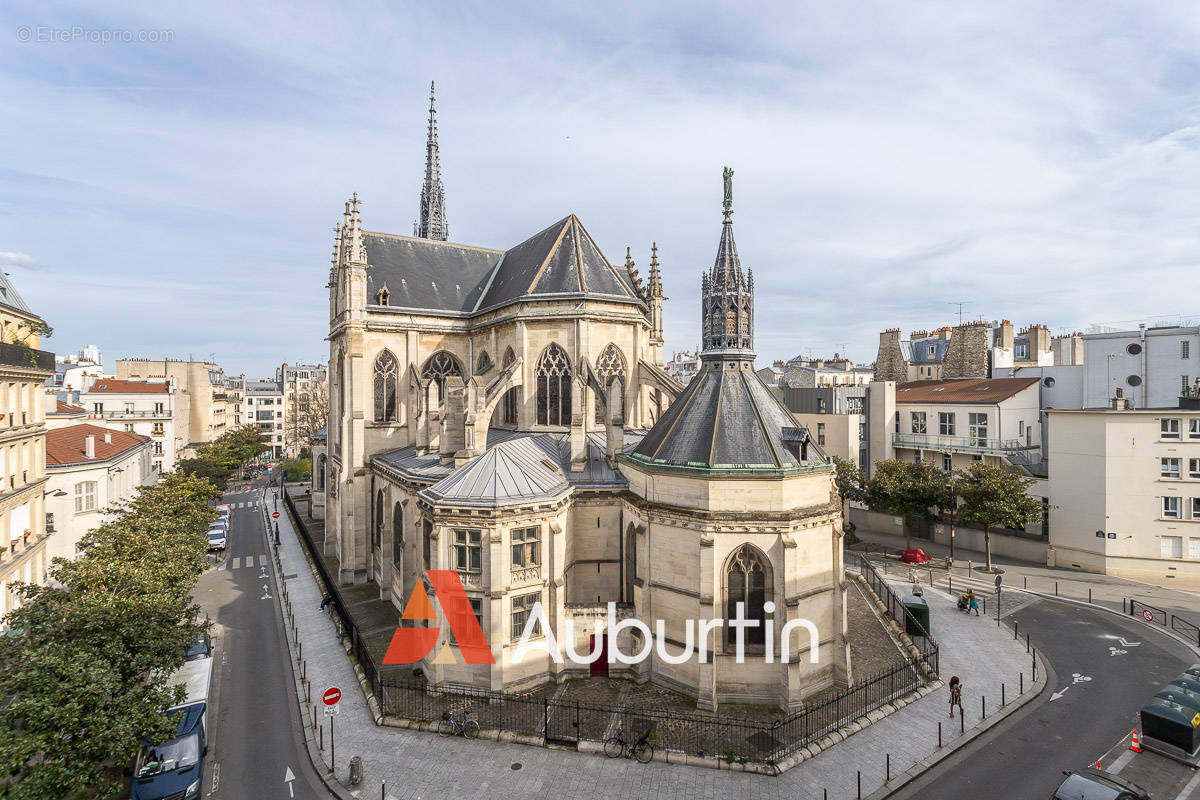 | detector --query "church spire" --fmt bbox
[701,167,753,354]
[416,81,448,241]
